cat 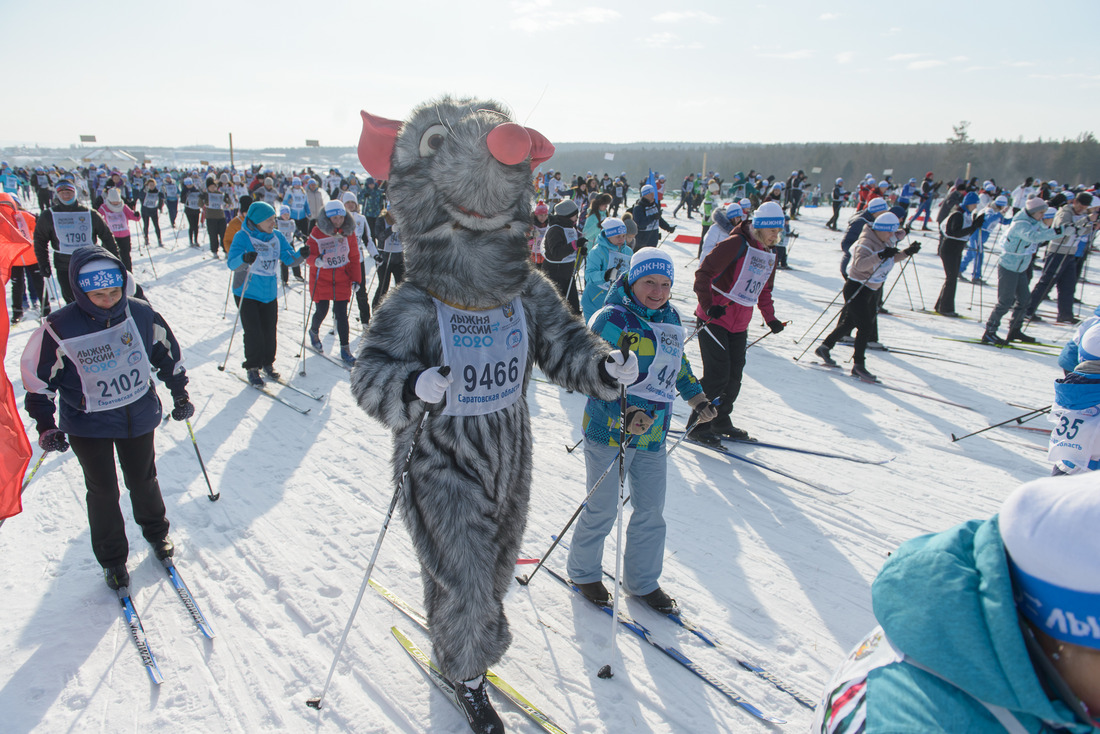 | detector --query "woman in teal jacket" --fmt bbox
[567,248,716,615]
[814,474,1100,733]
[983,198,1055,345]
[581,216,633,322]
